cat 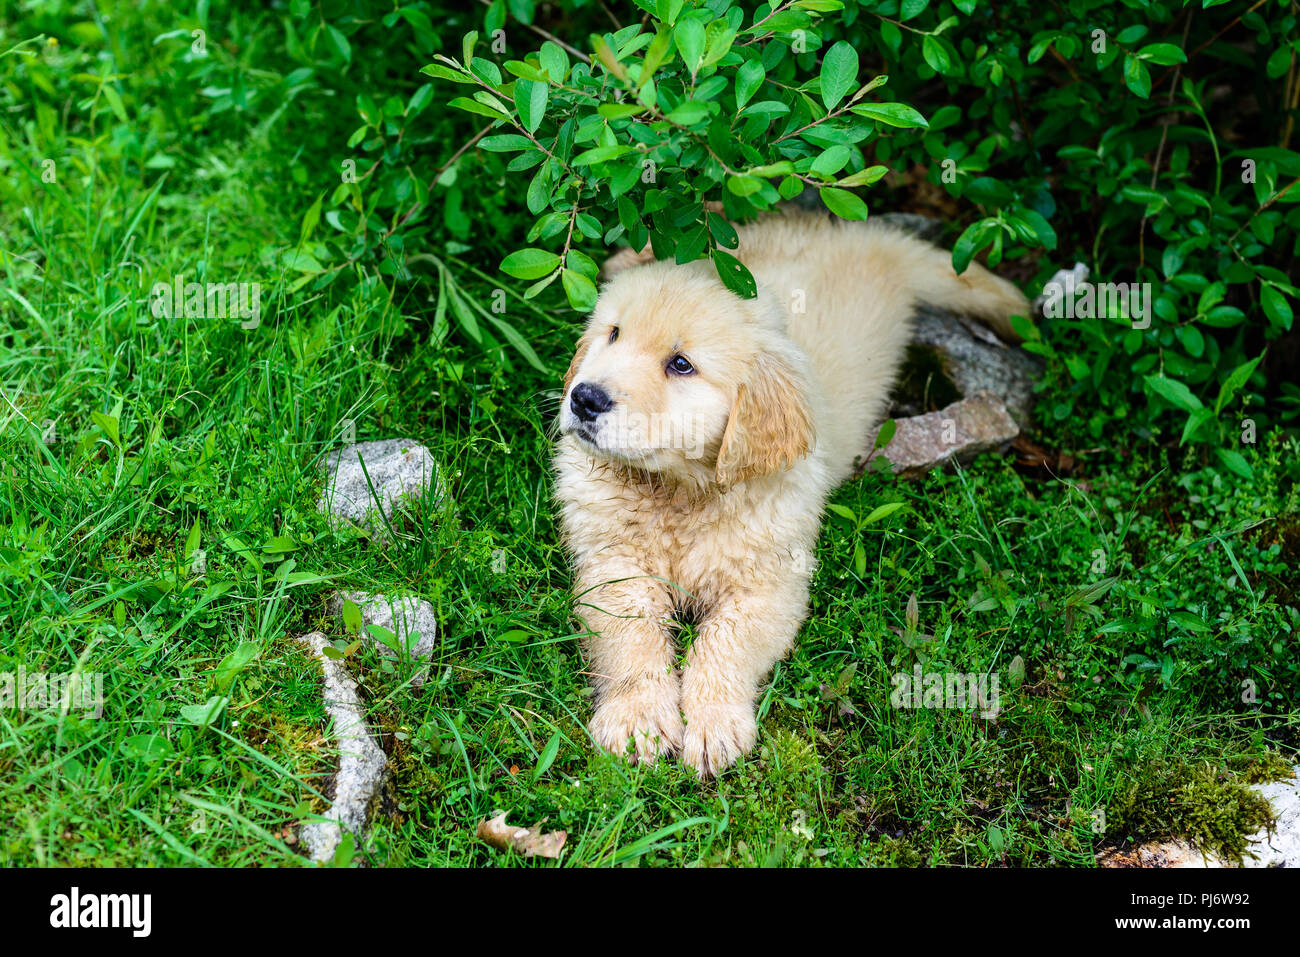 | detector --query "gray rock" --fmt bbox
[295,630,388,865]
[906,306,1043,427]
[1239,770,1300,867]
[1033,262,1090,313]
[328,590,437,683]
[874,211,947,244]
[318,438,443,537]
[874,212,1043,428]
[865,392,1020,478]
